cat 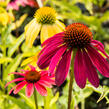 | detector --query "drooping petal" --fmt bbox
[26,83,34,97]
[9,85,17,94]
[28,64,36,71]
[55,20,65,30]
[8,72,25,76]
[74,49,86,88]
[37,46,61,69]
[41,32,64,47]
[34,83,47,96]
[25,18,41,47]
[40,40,63,56]
[40,71,48,76]
[38,80,52,88]
[13,81,27,94]
[87,46,109,77]
[40,77,55,85]
[41,24,63,44]
[55,49,72,86]
[49,46,67,75]
[5,78,25,88]
[91,40,109,59]
[83,49,99,88]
